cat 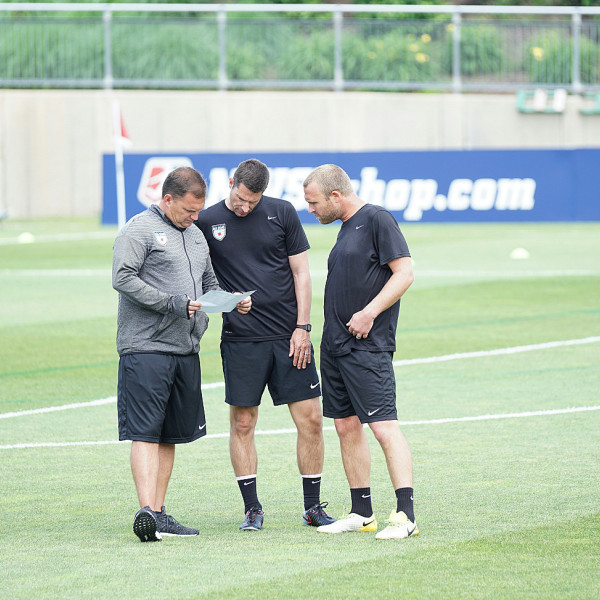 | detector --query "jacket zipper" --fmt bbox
[181,230,197,352]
